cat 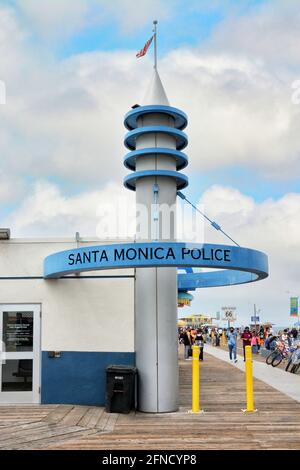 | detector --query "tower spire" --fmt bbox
[142,69,170,106]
